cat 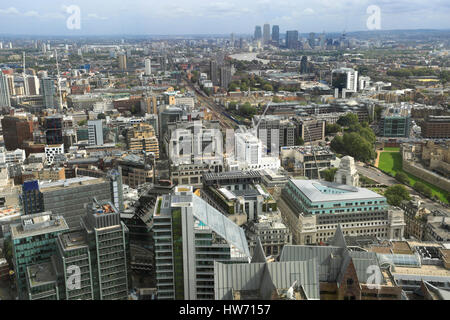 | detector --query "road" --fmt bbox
[182,78,237,130]
[356,163,449,213]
